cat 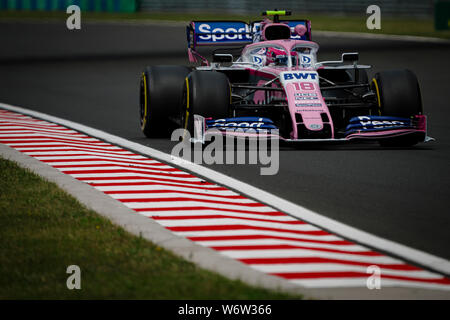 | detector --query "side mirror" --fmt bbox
[342,52,359,63]
[213,53,233,63]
